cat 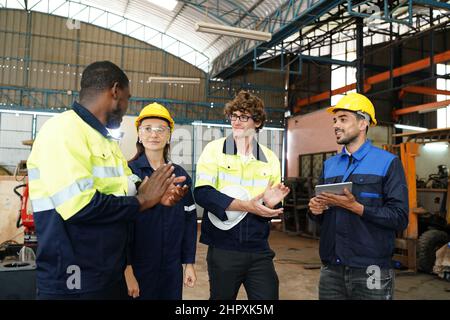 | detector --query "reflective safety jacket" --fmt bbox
[27,102,140,295]
[313,140,409,268]
[194,135,281,252]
